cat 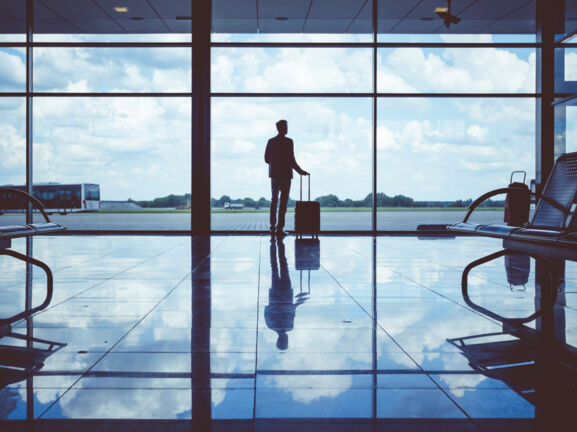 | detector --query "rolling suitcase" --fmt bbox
[504,171,530,227]
[295,174,320,239]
